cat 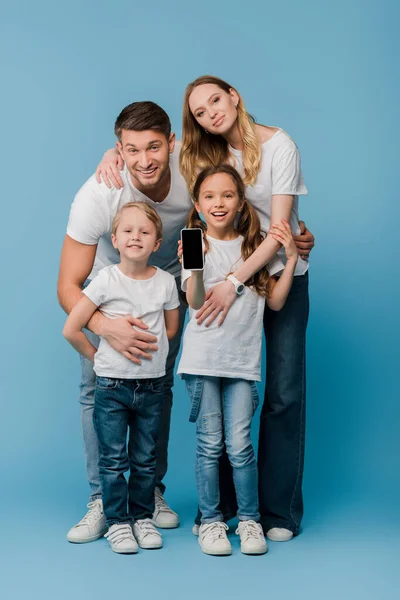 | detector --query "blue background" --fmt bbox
[1,0,399,598]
